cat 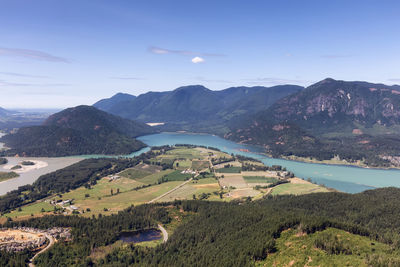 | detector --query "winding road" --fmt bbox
[158,224,168,243]
[29,234,55,267]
